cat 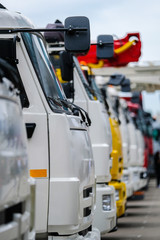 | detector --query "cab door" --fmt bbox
[17,41,49,233]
